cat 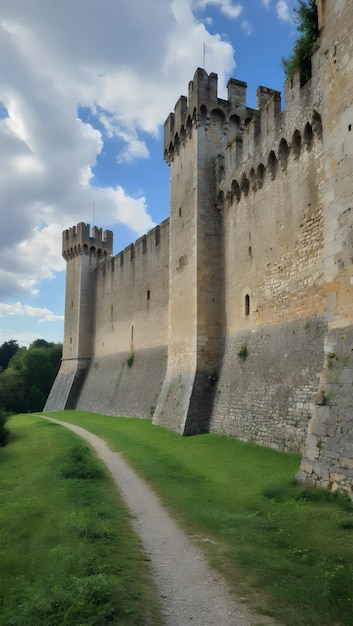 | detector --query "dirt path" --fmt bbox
[43,417,277,626]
